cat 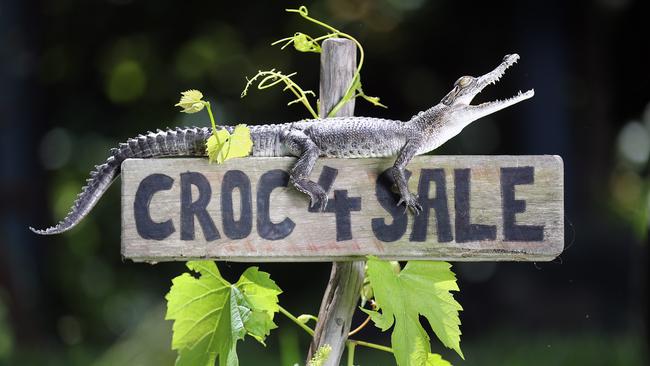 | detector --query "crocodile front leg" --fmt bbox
[282,129,329,211]
[392,139,423,214]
